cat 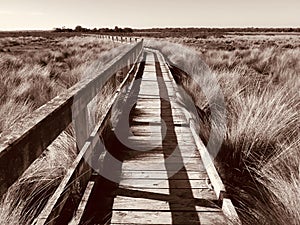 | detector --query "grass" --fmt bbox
[0,36,123,132]
[145,36,300,225]
[0,35,131,224]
